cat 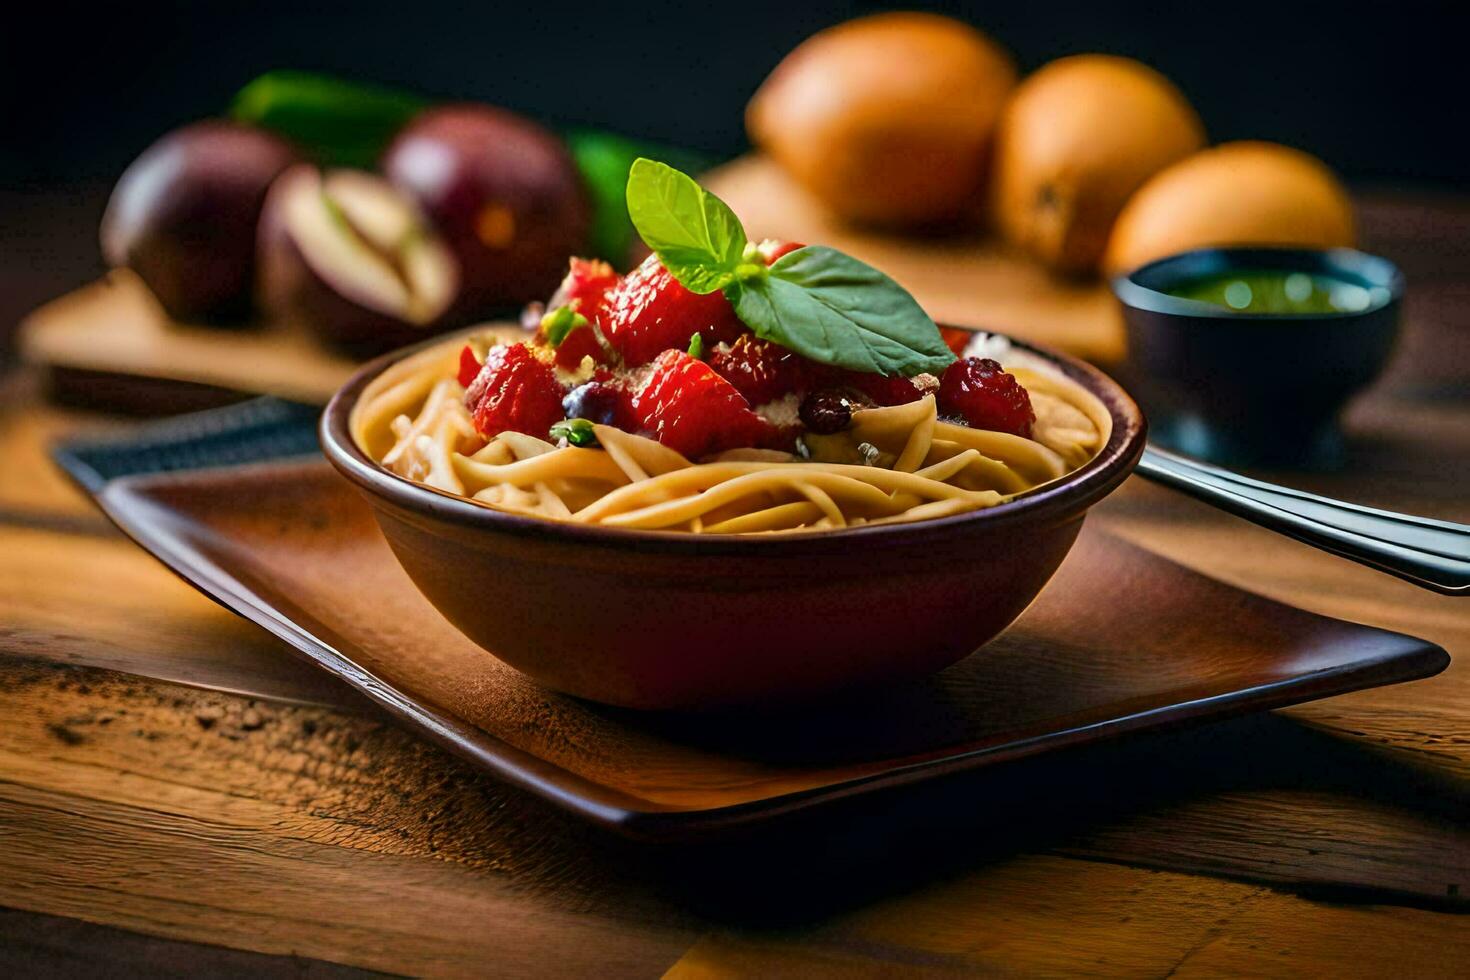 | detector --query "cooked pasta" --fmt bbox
[351,330,1111,534]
